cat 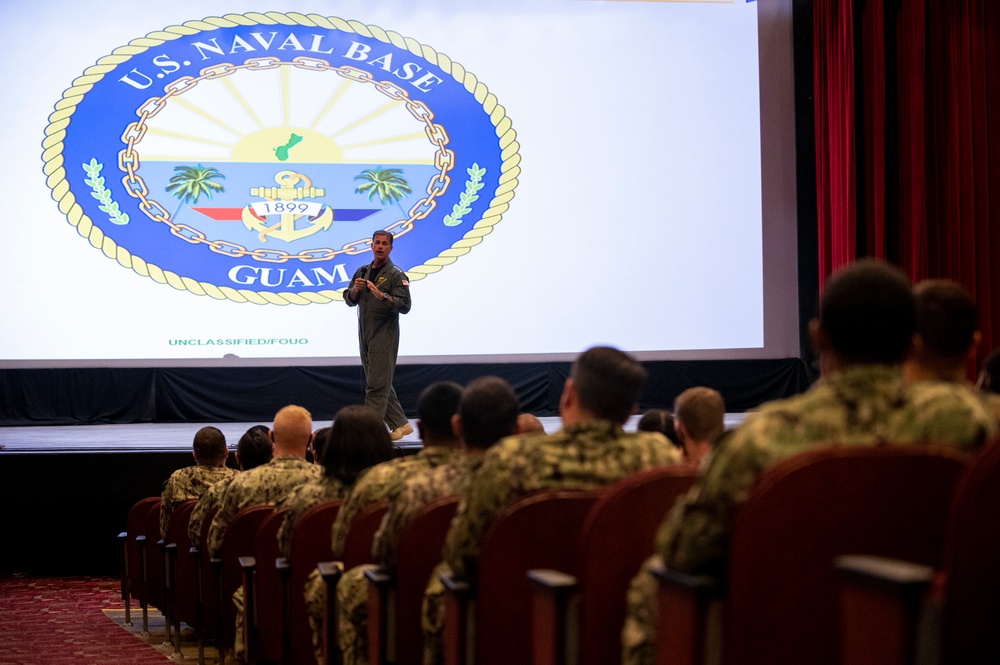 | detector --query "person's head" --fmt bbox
[416,381,463,447]
[904,279,980,382]
[636,409,680,448]
[310,426,332,464]
[977,348,1000,394]
[516,413,546,435]
[323,405,395,485]
[235,425,273,471]
[192,426,228,466]
[270,405,314,457]
[455,376,520,450]
[673,387,726,444]
[371,230,394,266]
[561,346,646,425]
[810,259,916,369]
